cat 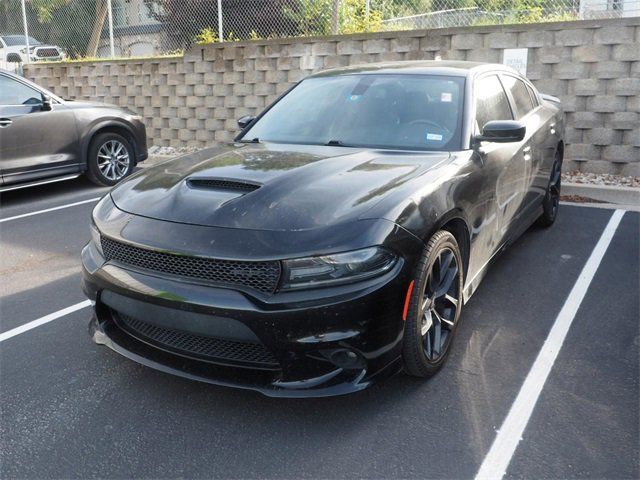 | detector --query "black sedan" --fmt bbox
[82,61,564,397]
[0,70,147,192]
